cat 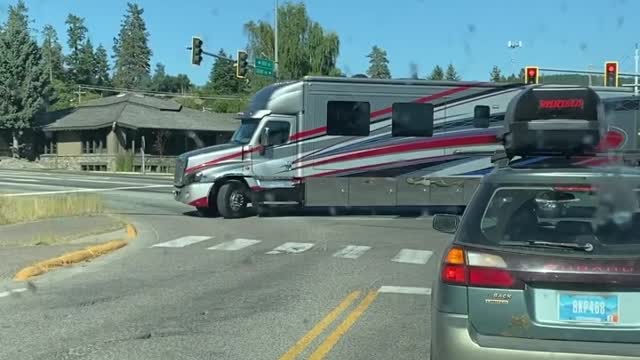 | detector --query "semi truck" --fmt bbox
[173,76,635,218]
